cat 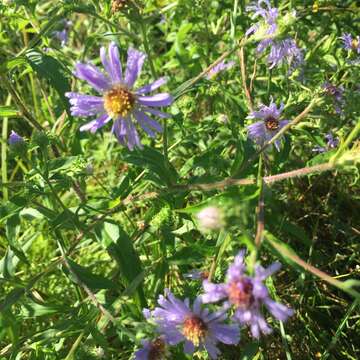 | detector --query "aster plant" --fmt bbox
[247,99,289,150]
[148,290,240,359]
[66,42,173,150]
[202,250,293,338]
[134,337,167,360]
